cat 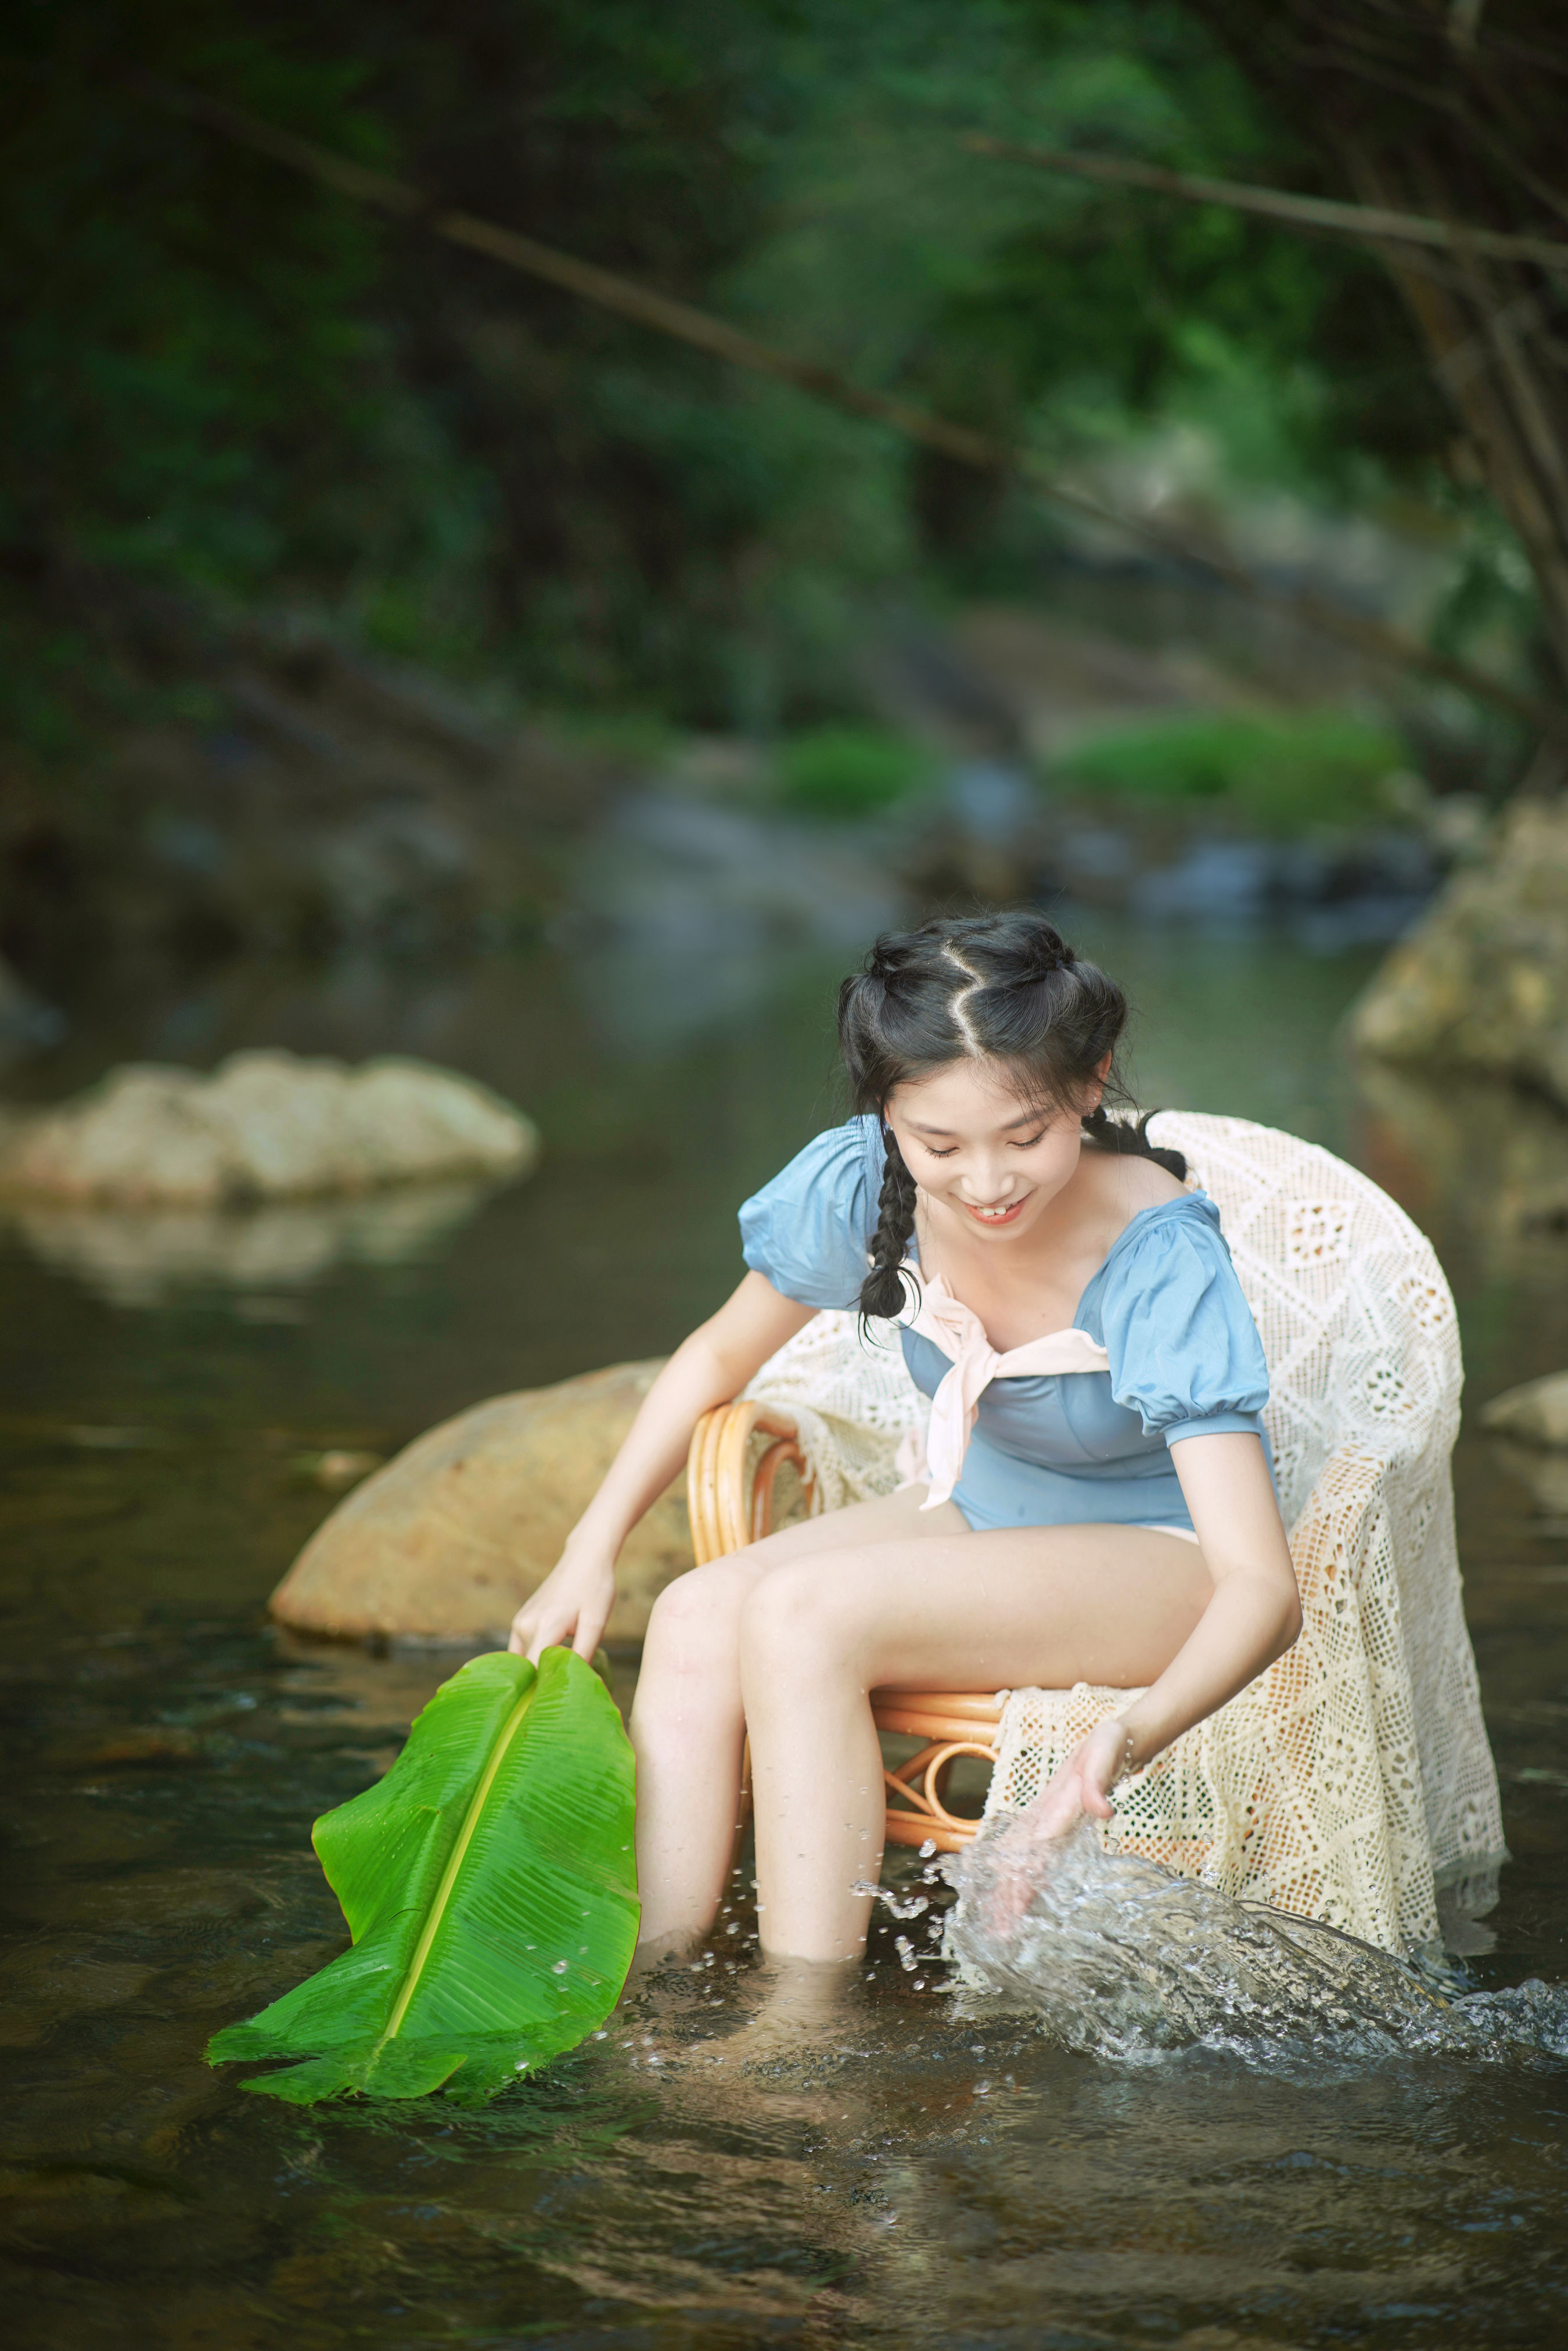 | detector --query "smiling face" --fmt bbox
[884,1055,1106,1243]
